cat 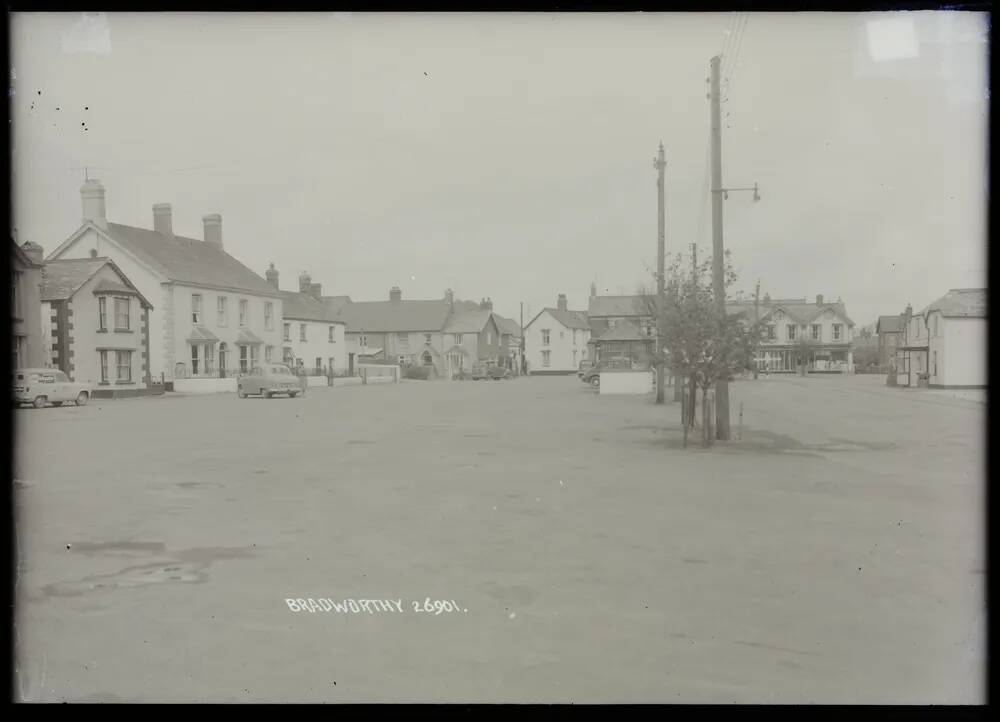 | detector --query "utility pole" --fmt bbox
[654,141,667,404]
[691,243,698,282]
[709,54,731,440]
[520,301,525,376]
[753,279,760,380]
